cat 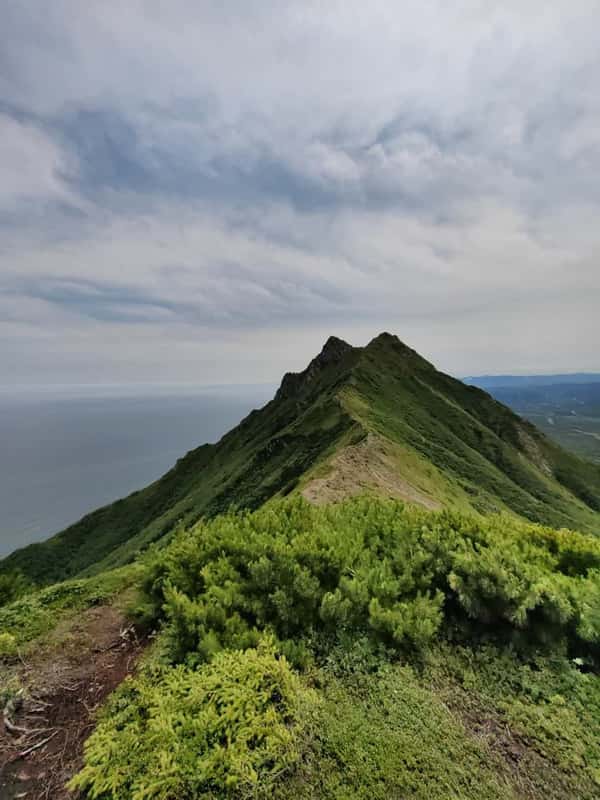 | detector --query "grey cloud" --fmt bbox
[3,277,179,324]
[3,259,353,328]
[1,1,600,383]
